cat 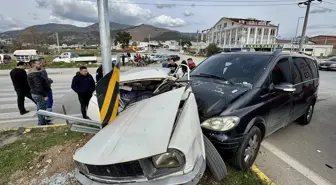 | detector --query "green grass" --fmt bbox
[199,167,268,185]
[0,127,85,185]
